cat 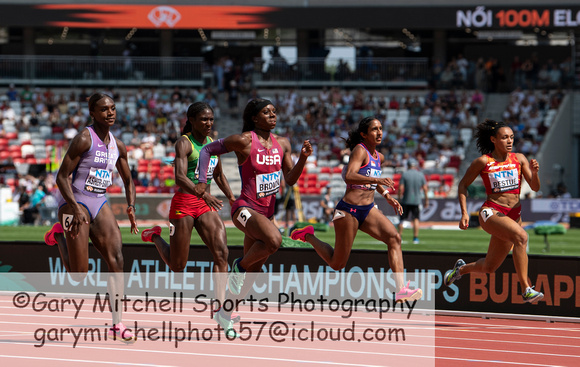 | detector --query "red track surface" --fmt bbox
[1,293,578,366]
